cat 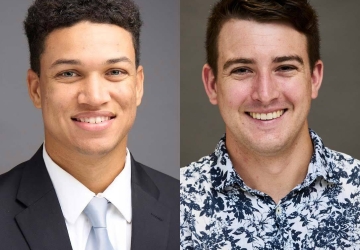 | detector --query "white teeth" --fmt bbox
[249,110,285,121]
[76,116,111,124]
